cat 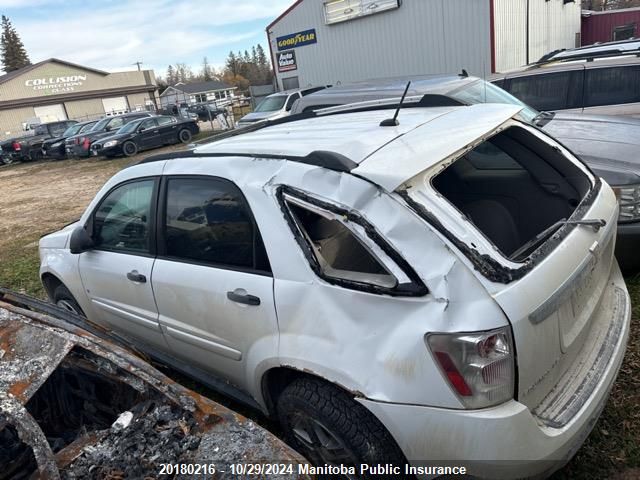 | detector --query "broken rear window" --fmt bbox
[281,190,427,296]
[432,125,592,261]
